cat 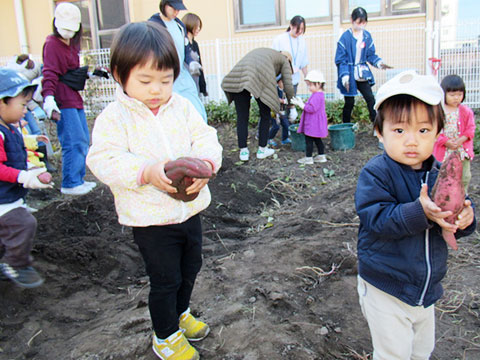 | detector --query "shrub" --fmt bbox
[206,100,259,125]
[473,115,480,154]
[206,97,372,128]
